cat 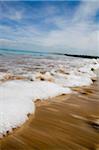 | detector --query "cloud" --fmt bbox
[0,2,24,21]
[73,1,99,23]
[8,11,23,20]
[0,1,99,56]
[0,38,17,49]
[39,1,99,55]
